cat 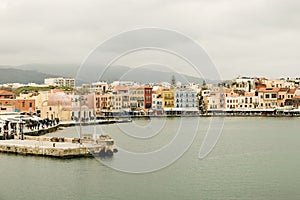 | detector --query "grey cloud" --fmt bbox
[0,0,299,79]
